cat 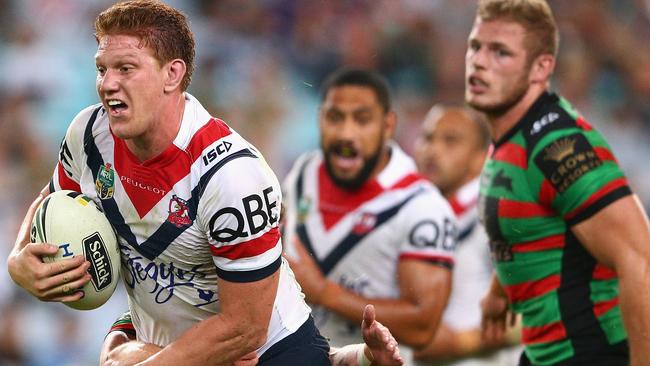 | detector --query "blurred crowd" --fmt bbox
[0,1,648,365]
